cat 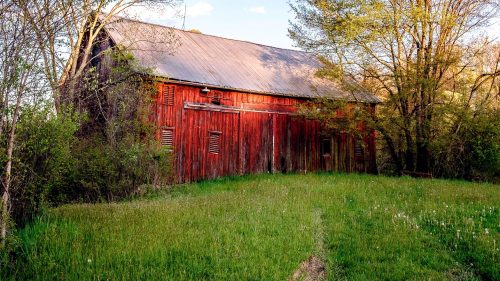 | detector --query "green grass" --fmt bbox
[4,173,499,280]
